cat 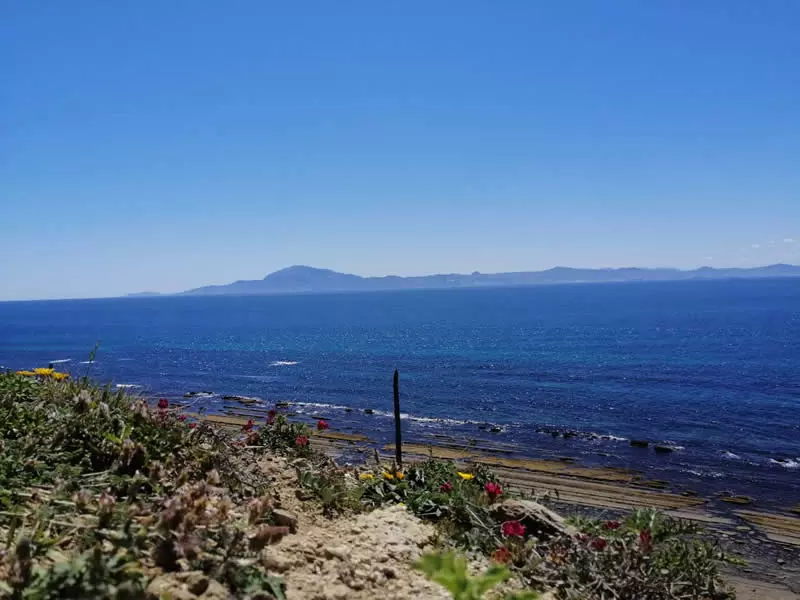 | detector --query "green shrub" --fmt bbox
[416,552,538,600]
[0,371,285,600]
[523,510,734,599]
